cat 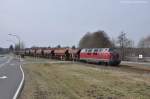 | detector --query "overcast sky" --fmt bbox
[0,0,150,48]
